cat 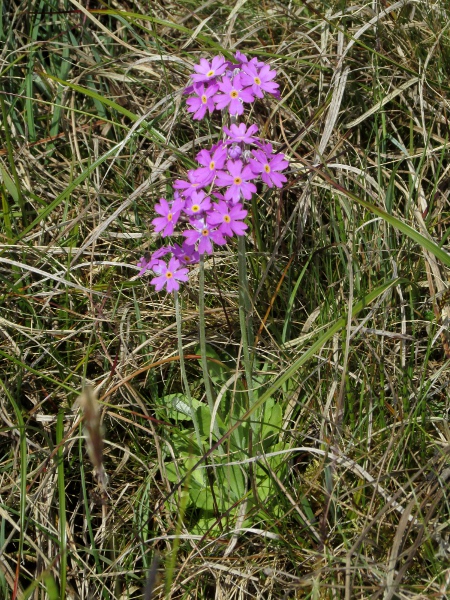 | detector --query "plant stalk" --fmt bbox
[174,291,202,451]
